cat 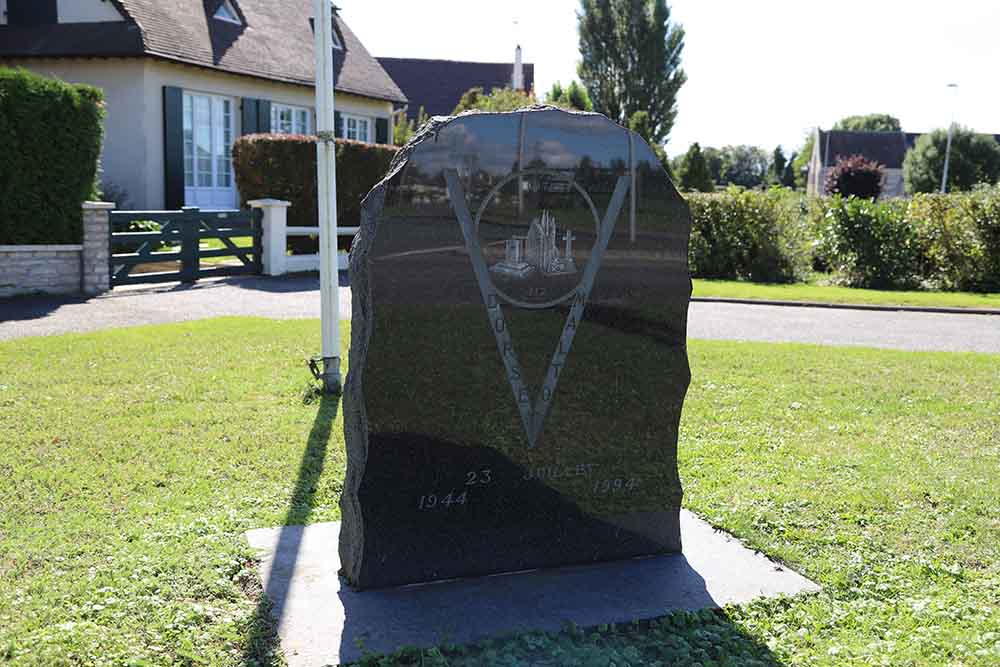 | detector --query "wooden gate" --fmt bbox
[109,207,262,286]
